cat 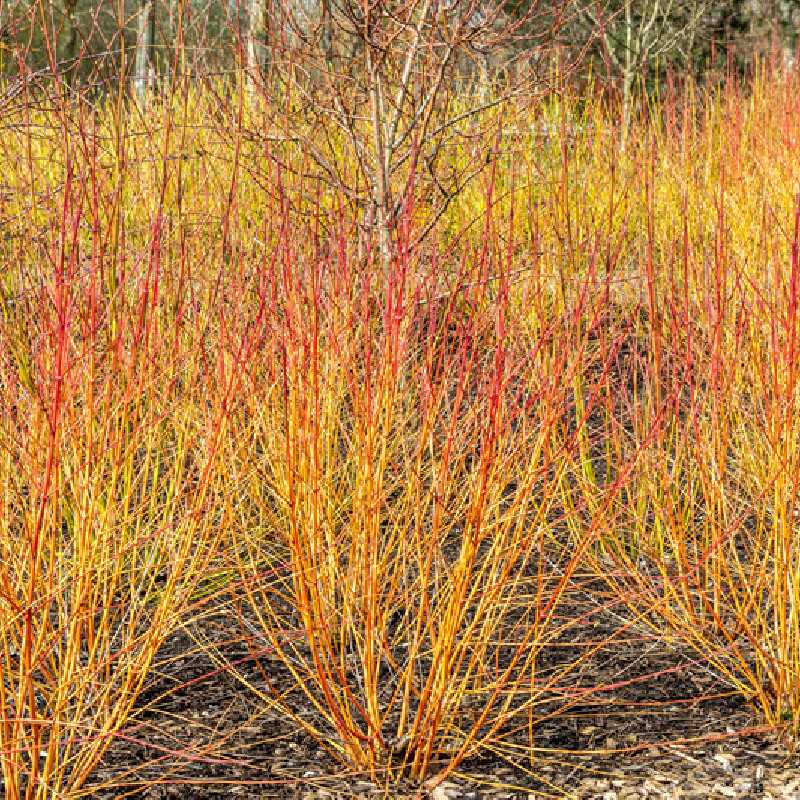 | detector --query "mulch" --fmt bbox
[85,591,800,800]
